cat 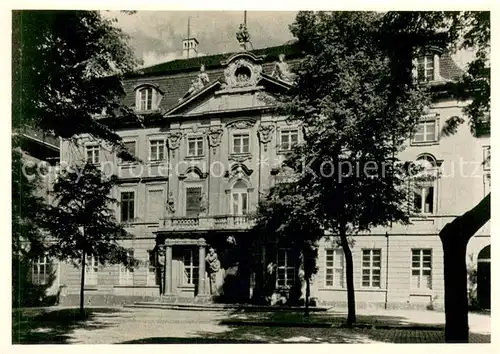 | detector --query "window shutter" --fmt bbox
[186,187,202,217]
[148,189,164,221]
